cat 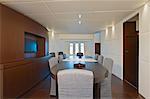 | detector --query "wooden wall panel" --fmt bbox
[0,64,3,99]
[36,37,45,57]
[0,4,48,63]
[0,5,2,63]
[0,4,50,98]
